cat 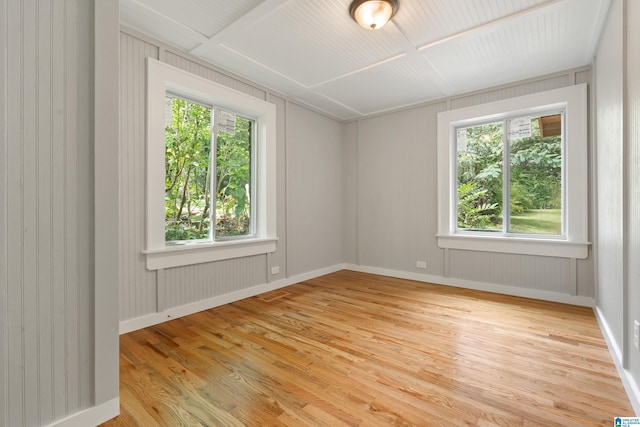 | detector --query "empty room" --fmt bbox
[2,0,640,426]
